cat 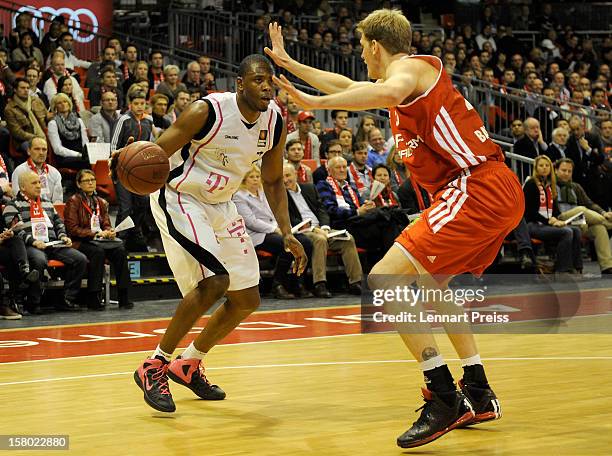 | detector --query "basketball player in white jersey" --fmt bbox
[121,54,307,413]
